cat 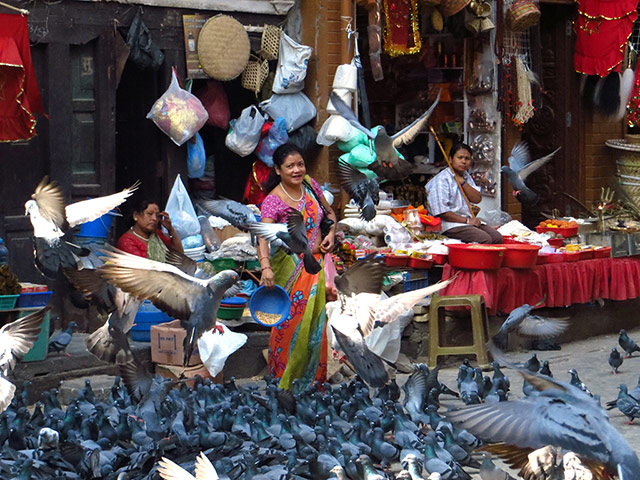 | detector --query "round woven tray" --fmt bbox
[507,0,540,31]
[607,139,640,153]
[198,15,250,81]
[439,0,470,17]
